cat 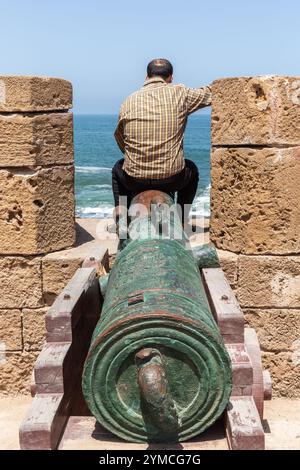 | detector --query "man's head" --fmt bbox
[146,59,173,83]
